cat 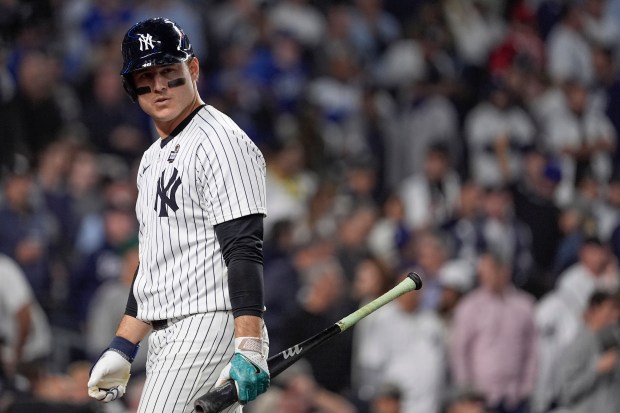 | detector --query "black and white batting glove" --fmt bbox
[216,336,270,404]
[88,336,139,402]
